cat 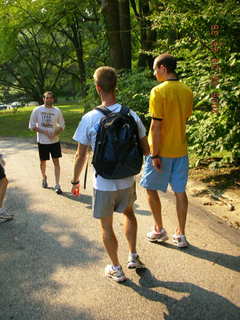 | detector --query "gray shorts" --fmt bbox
[92,184,137,219]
